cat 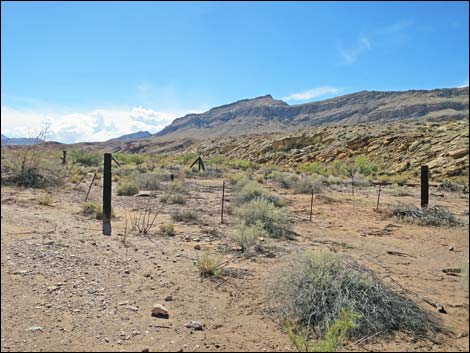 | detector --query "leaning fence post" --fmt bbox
[421,165,429,208]
[103,153,112,236]
[309,188,314,222]
[85,172,97,202]
[61,150,67,165]
[221,180,225,224]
